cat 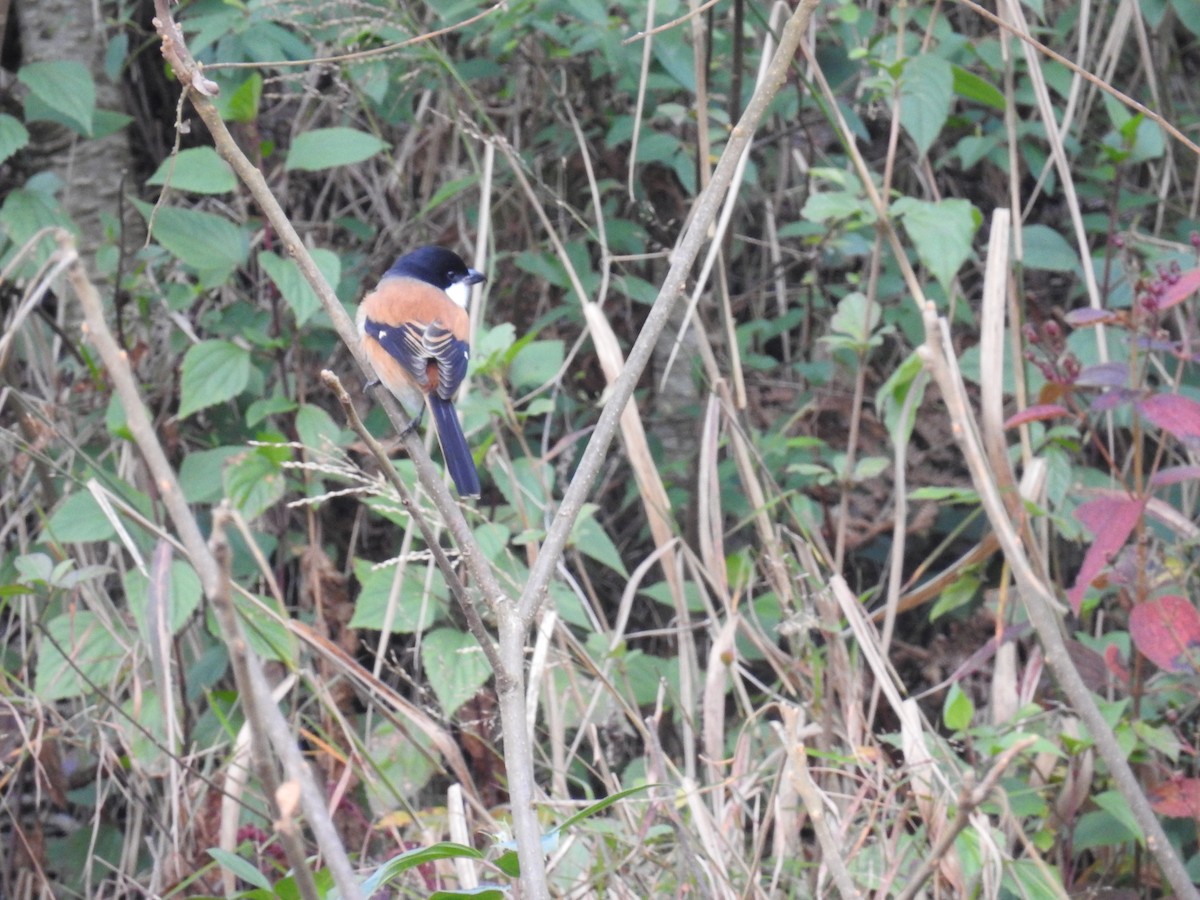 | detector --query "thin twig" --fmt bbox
[516,0,823,627]
[63,232,364,900]
[320,369,505,679]
[894,737,1038,900]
